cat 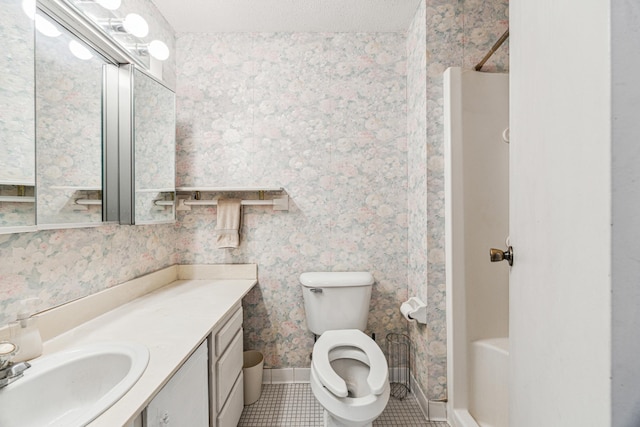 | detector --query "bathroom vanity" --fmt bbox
[31,264,256,427]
